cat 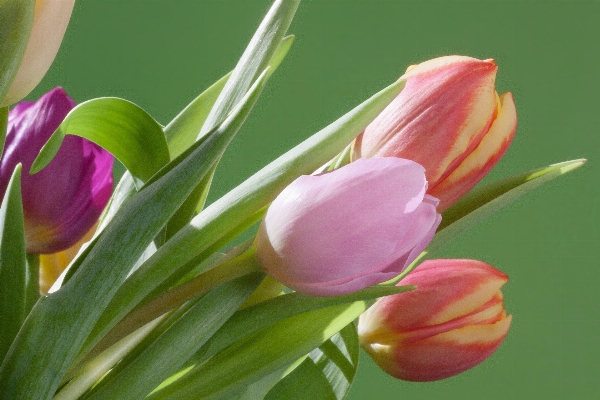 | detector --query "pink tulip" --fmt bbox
[358,259,512,382]
[254,157,441,296]
[0,87,113,254]
[352,56,518,211]
[1,0,76,107]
